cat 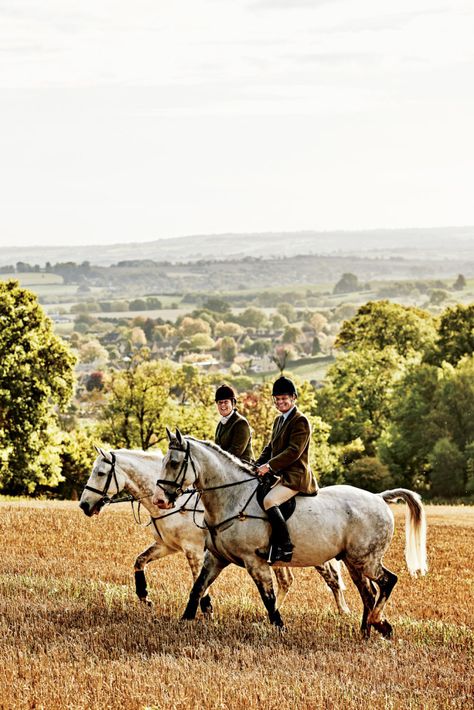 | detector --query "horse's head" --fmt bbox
[152,428,199,509]
[79,446,125,517]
